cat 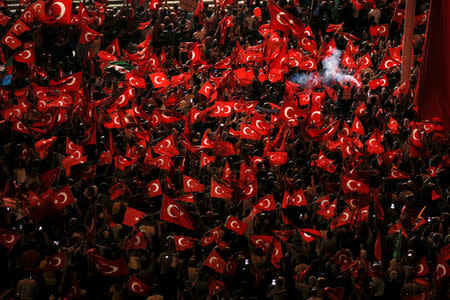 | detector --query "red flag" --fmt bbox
[269,1,304,36]
[0,230,21,249]
[351,115,365,135]
[386,165,410,180]
[341,176,369,194]
[125,73,146,89]
[173,235,197,251]
[298,228,322,243]
[351,0,376,11]
[122,207,146,227]
[234,68,254,86]
[203,249,226,274]
[368,74,389,90]
[378,51,401,70]
[160,195,195,230]
[47,0,73,25]
[208,278,225,296]
[149,72,170,88]
[106,38,120,56]
[415,0,450,130]
[183,175,205,193]
[267,152,289,166]
[153,134,179,157]
[240,124,261,140]
[200,226,222,247]
[123,231,148,250]
[416,256,430,277]
[199,81,213,98]
[374,232,382,261]
[1,31,22,50]
[433,253,449,283]
[254,194,276,212]
[313,151,336,173]
[271,239,282,268]
[43,252,66,272]
[126,275,152,296]
[51,185,75,210]
[11,20,30,37]
[316,199,336,219]
[369,24,389,37]
[147,178,162,198]
[224,216,247,235]
[210,179,232,199]
[89,254,129,276]
[249,235,274,252]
